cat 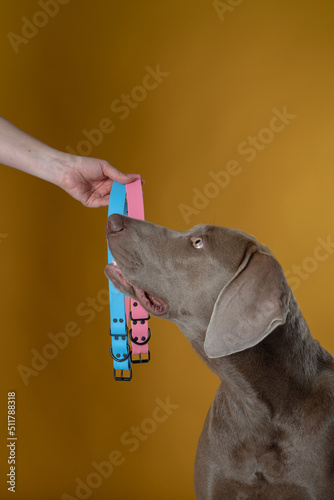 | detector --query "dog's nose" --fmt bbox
[107,214,125,234]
